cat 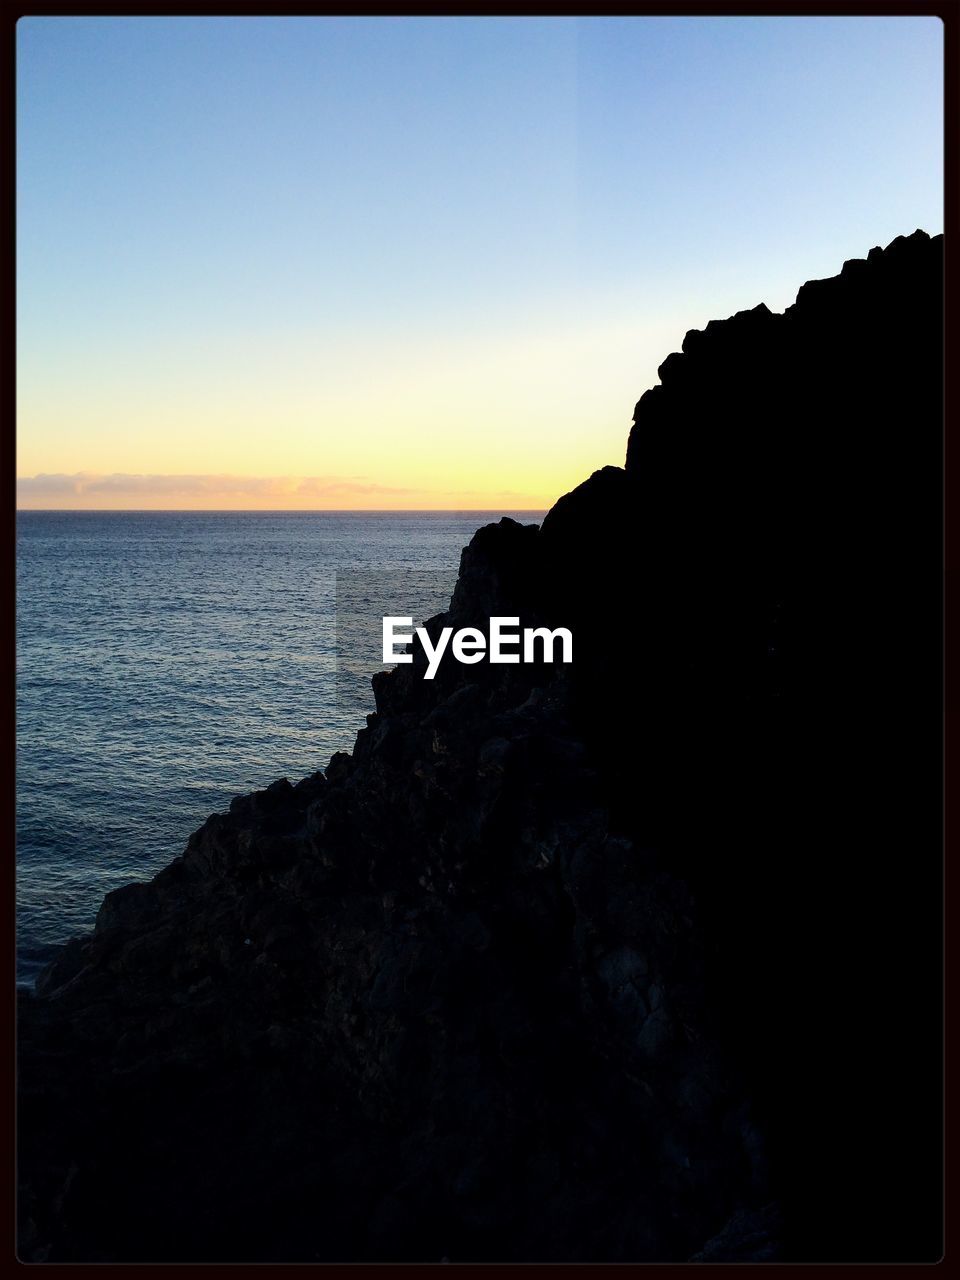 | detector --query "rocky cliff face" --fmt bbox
[17,231,943,1263]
